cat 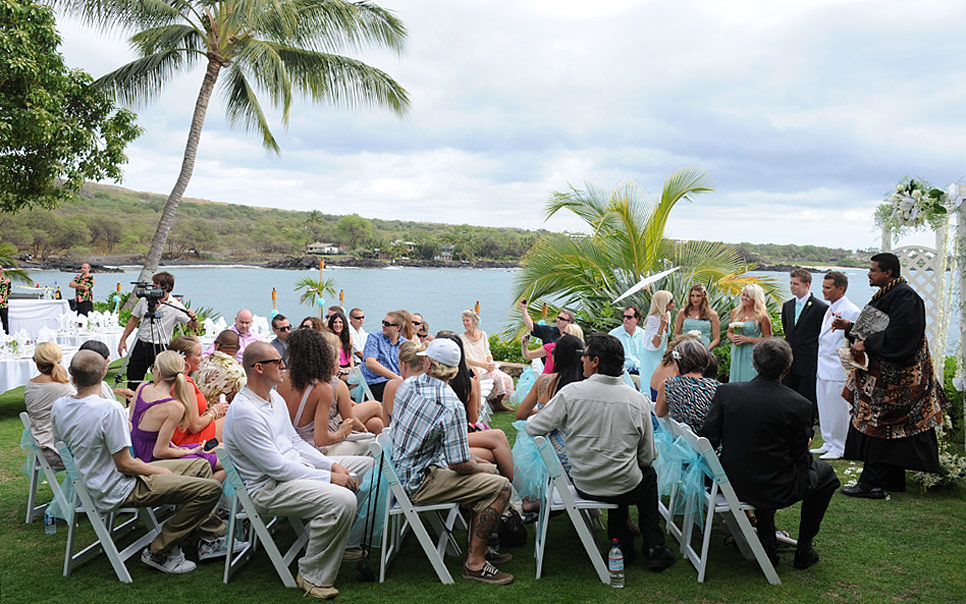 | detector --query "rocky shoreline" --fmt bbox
[20,255,520,272]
